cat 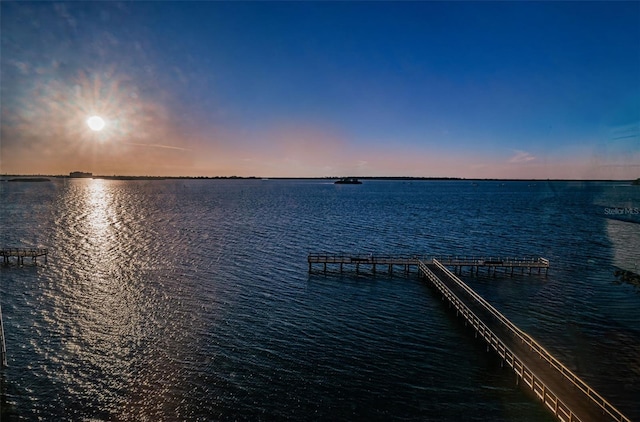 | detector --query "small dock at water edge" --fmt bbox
[1,247,48,265]
[1,248,48,368]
